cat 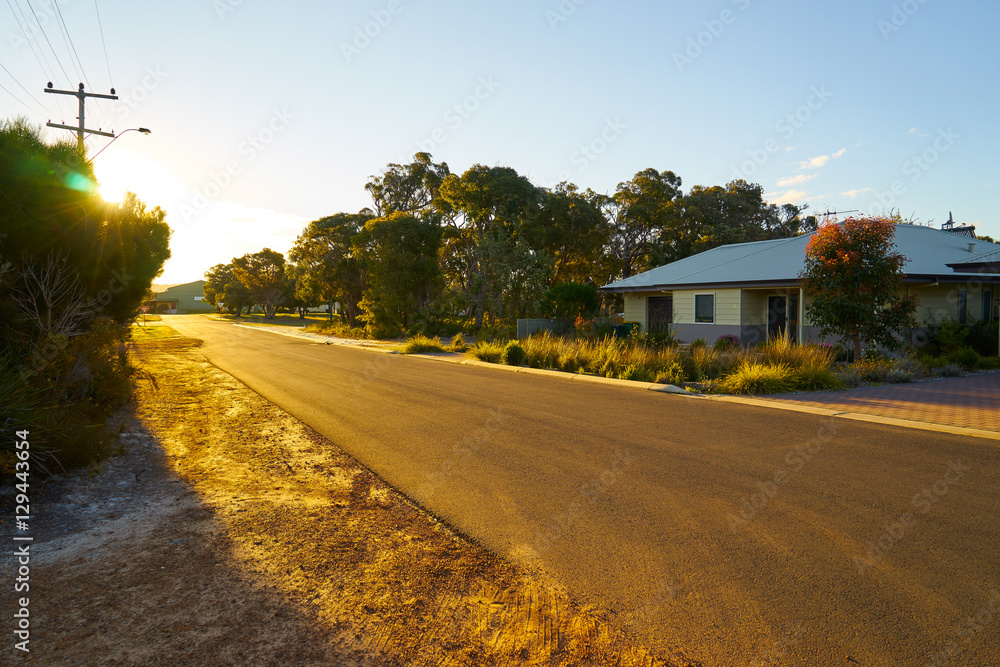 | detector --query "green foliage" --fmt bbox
[447,333,468,353]
[232,248,286,319]
[801,217,917,359]
[967,320,999,357]
[501,340,528,366]
[790,364,844,391]
[470,340,505,364]
[690,338,706,348]
[937,363,963,377]
[539,281,601,320]
[948,347,981,369]
[718,362,793,395]
[756,337,835,370]
[400,334,446,354]
[932,321,969,352]
[713,334,740,351]
[355,212,442,337]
